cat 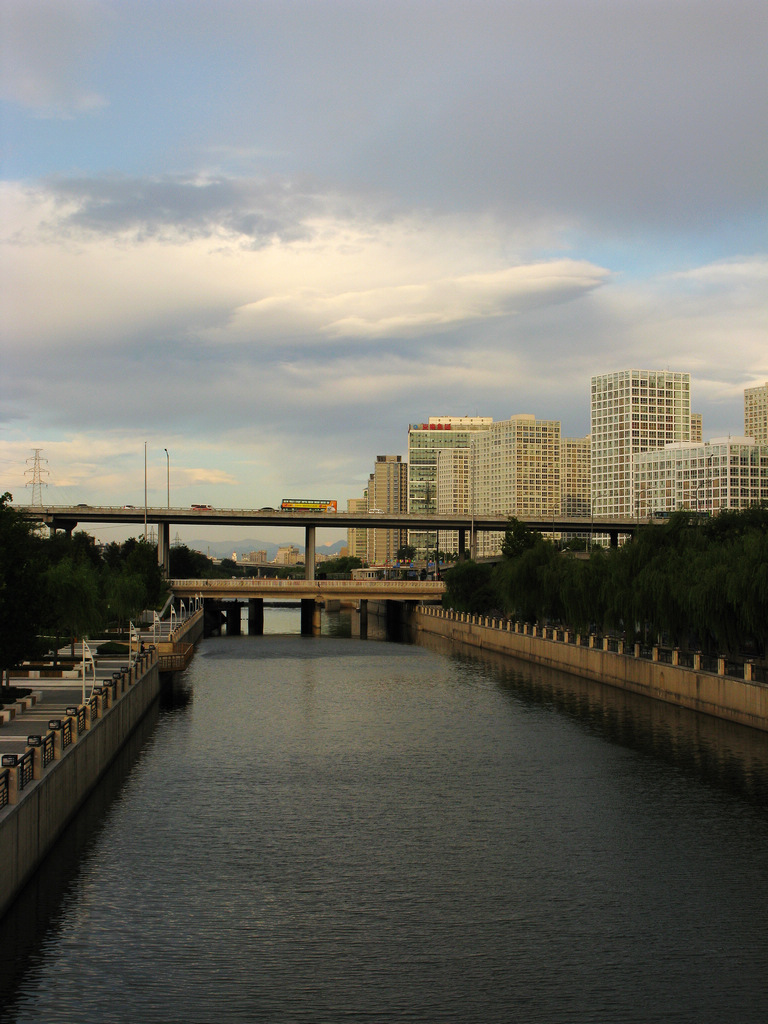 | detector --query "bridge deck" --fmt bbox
[170,578,446,601]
